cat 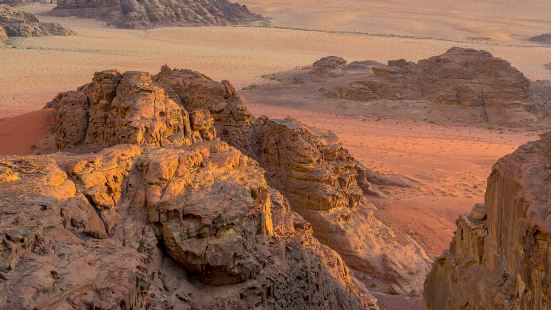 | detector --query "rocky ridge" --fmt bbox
[50,0,265,29]
[0,4,73,37]
[245,47,549,128]
[424,132,551,309]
